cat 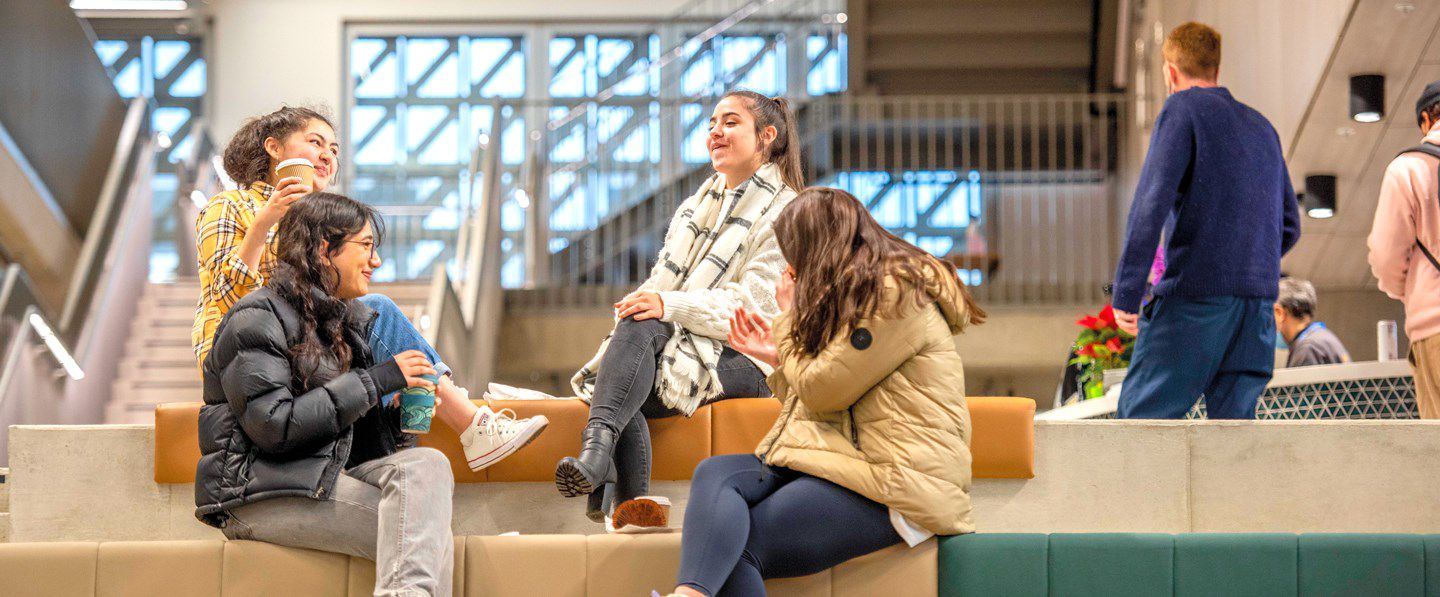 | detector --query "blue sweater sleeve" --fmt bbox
[1112,101,1195,312]
[1280,162,1301,255]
